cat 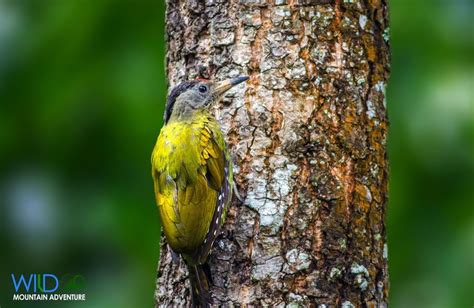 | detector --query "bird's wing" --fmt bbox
[189,123,233,264]
[152,120,232,256]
